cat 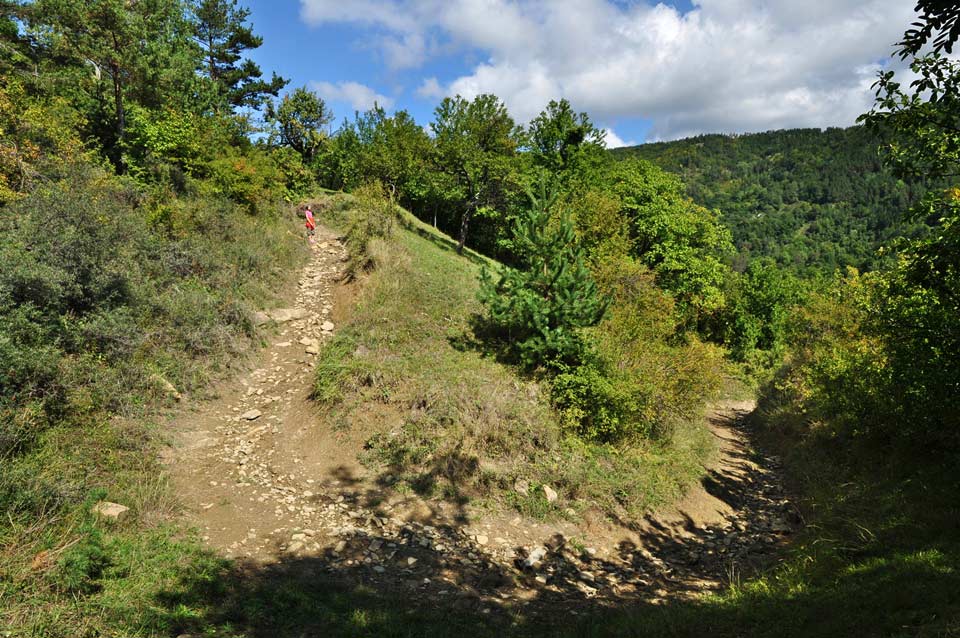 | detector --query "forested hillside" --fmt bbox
[614,127,929,273]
